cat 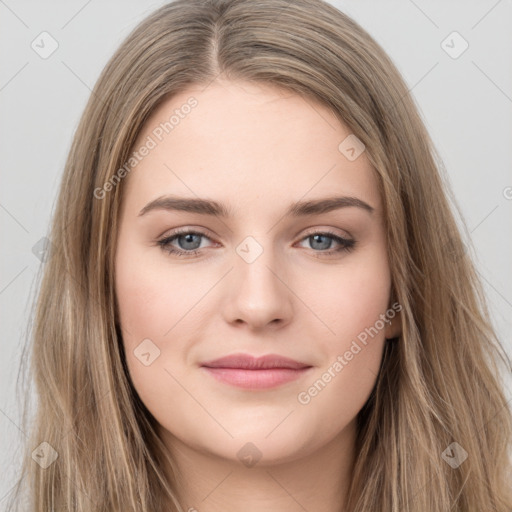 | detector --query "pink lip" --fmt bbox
[200,353,313,389]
